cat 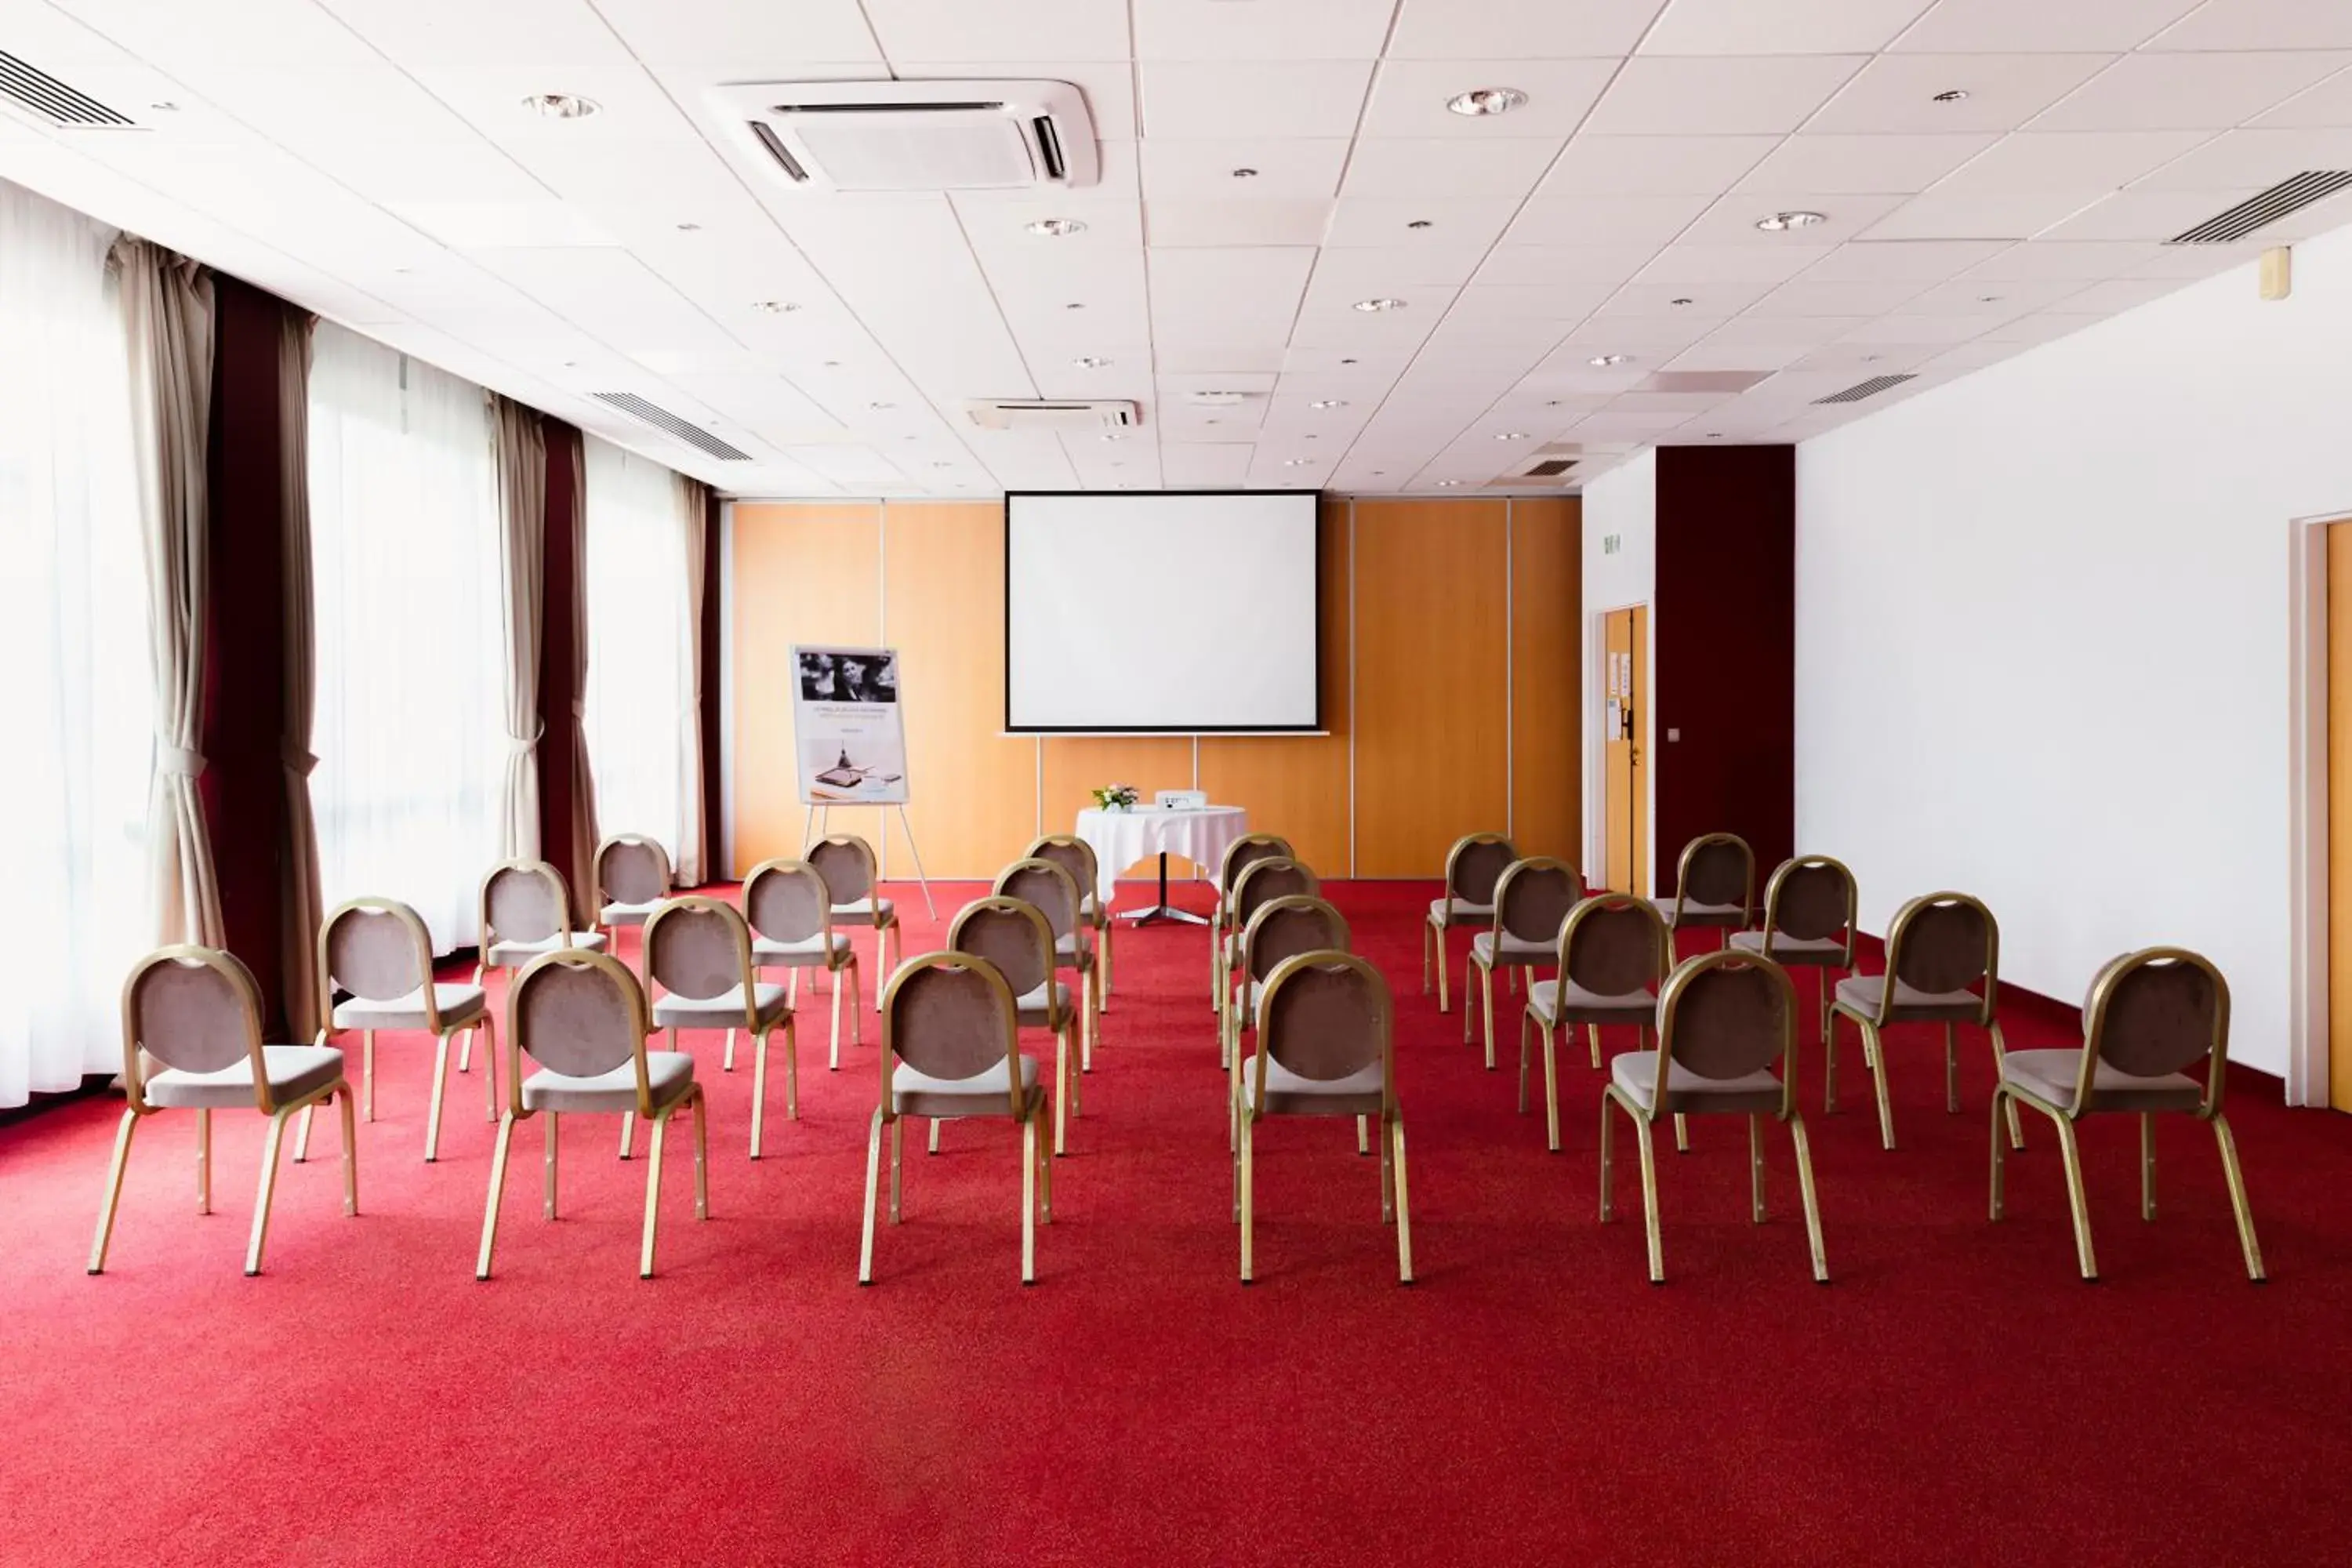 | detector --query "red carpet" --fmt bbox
[2,880,2345,1566]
